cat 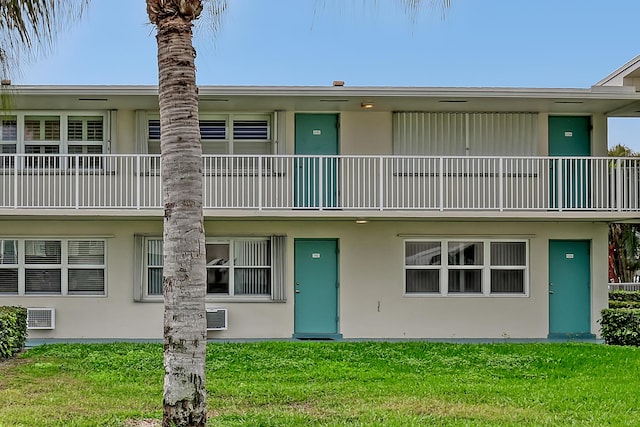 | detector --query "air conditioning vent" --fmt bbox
[27,308,55,330]
[206,308,227,331]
